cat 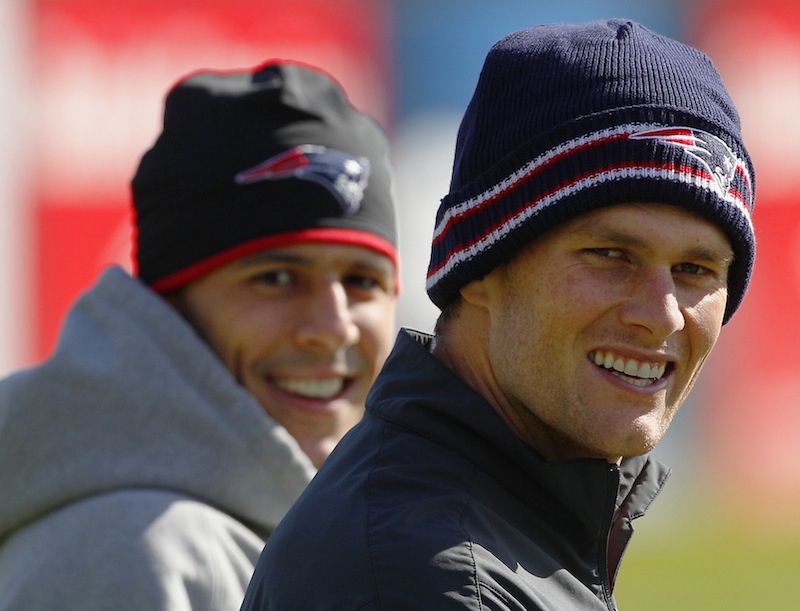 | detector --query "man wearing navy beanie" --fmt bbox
[243,20,756,610]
